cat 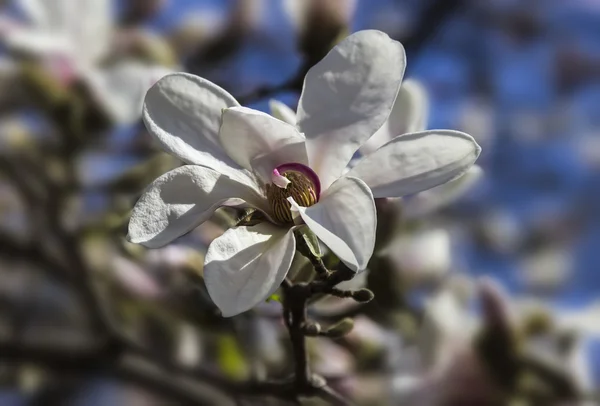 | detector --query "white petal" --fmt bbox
[219,107,308,183]
[128,165,266,248]
[296,30,406,189]
[83,62,173,125]
[71,0,112,63]
[19,0,56,28]
[402,165,483,218]
[385,229,451,280]
[143,73,241,171]
[360,79,428,155]
[347,130,481,198]
[419,289,471,368]
[204,224,296,317]
[289,176,375,272]
[269,99,297,125]
[18,0,111,64]
[3,28,73,59]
